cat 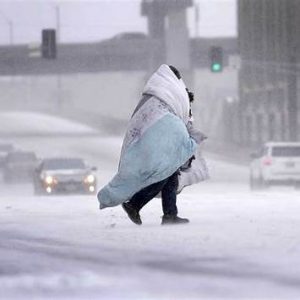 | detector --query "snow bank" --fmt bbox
[0,111,97,135]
